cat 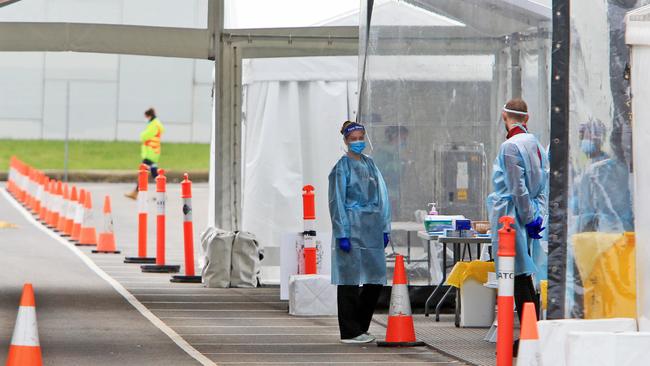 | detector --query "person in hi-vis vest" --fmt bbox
[125,107,165,200]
